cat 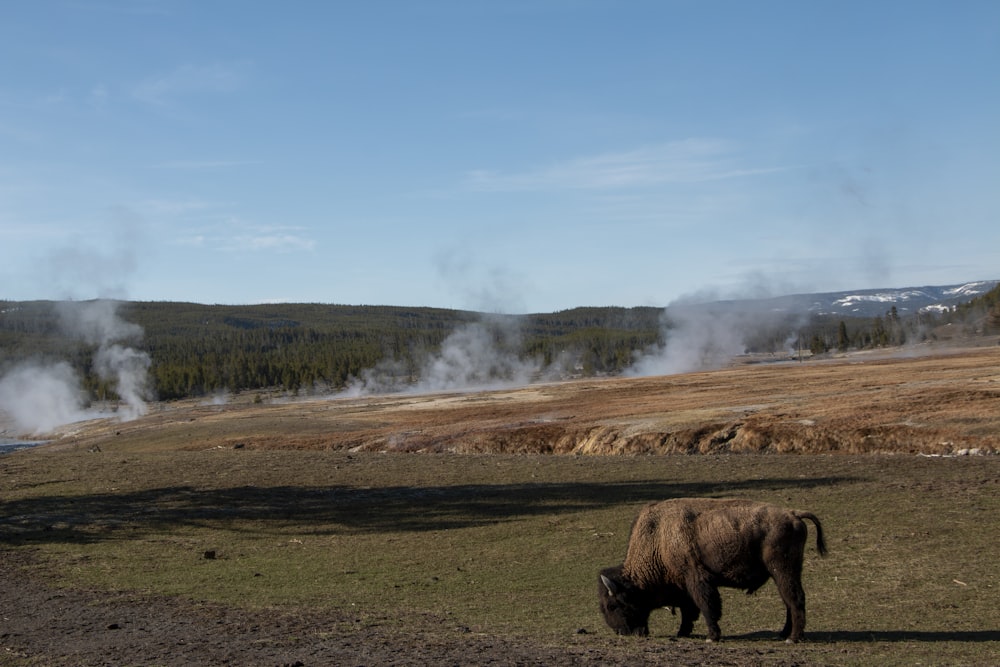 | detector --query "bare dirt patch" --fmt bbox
[5,543,846,667]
